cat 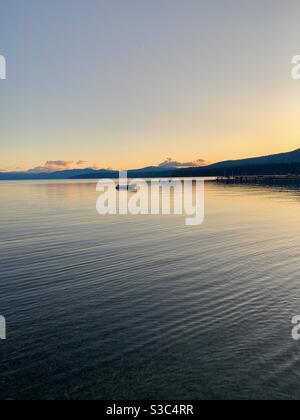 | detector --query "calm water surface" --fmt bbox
[1,180,300,400]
